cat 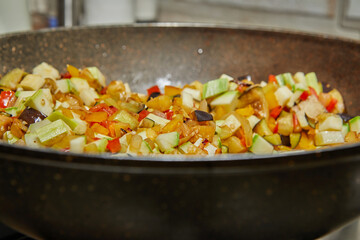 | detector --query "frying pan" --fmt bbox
[1,24,360,240]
